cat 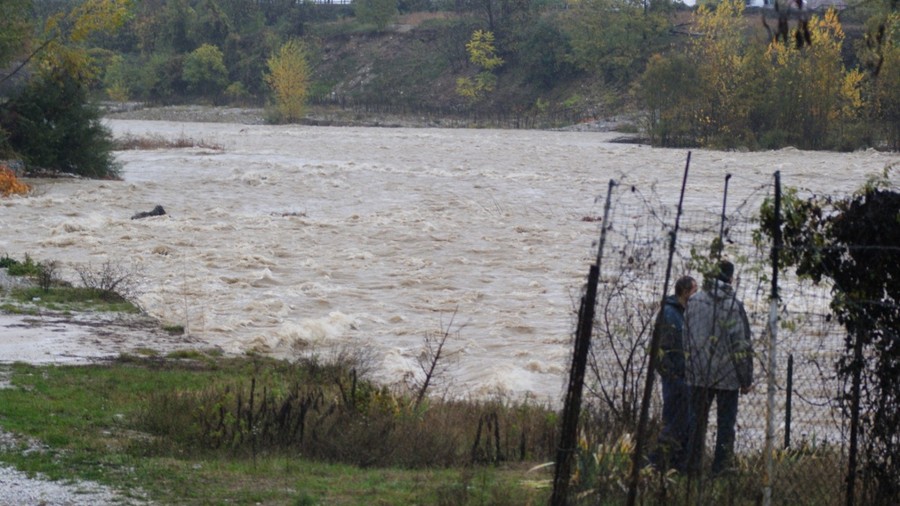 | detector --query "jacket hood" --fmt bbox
[703,279,735,301]
[664,294,683,310]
